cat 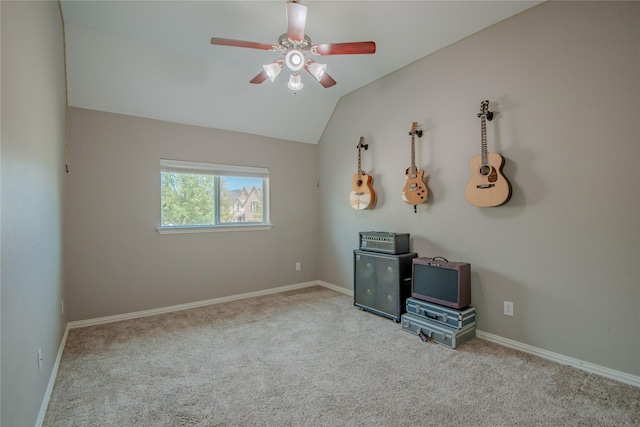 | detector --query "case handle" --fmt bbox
[423,310,437,320]
[420,308,449,323]
[417,328,431,342]
[429,256,448,267]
